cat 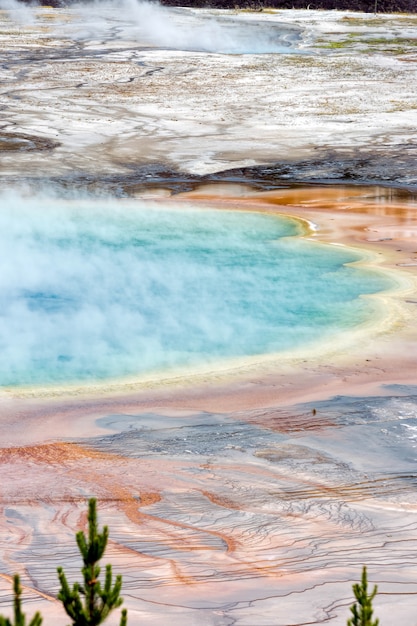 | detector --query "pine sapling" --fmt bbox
[0,575,42,626]
[57,498,127,626]
[348,567,379,626]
